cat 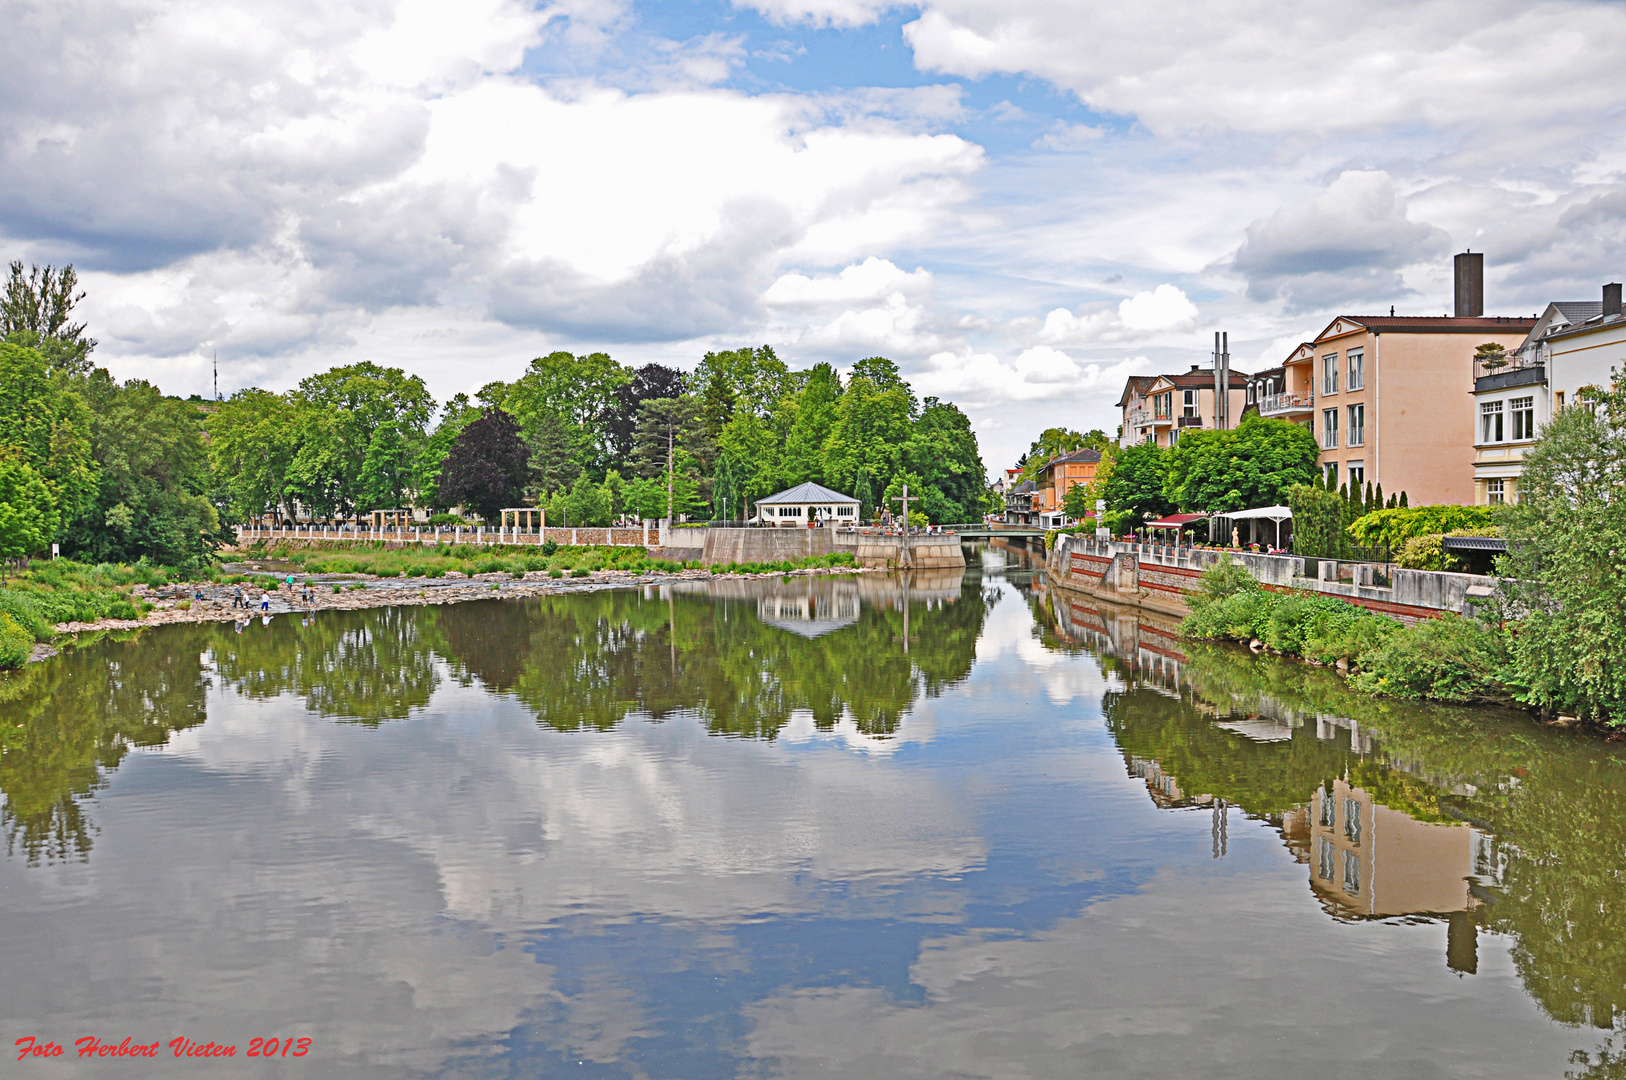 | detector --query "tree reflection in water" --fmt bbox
[1033,589,1626,1043]
[0,626,212,864]
[0,572,991,864]
[431,570,992,738]
[209,605,441,723]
